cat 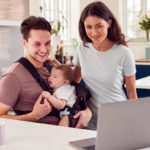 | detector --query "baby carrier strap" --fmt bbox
[16,57,52,92]
[68,81,91,127]
[15,57,60,117]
